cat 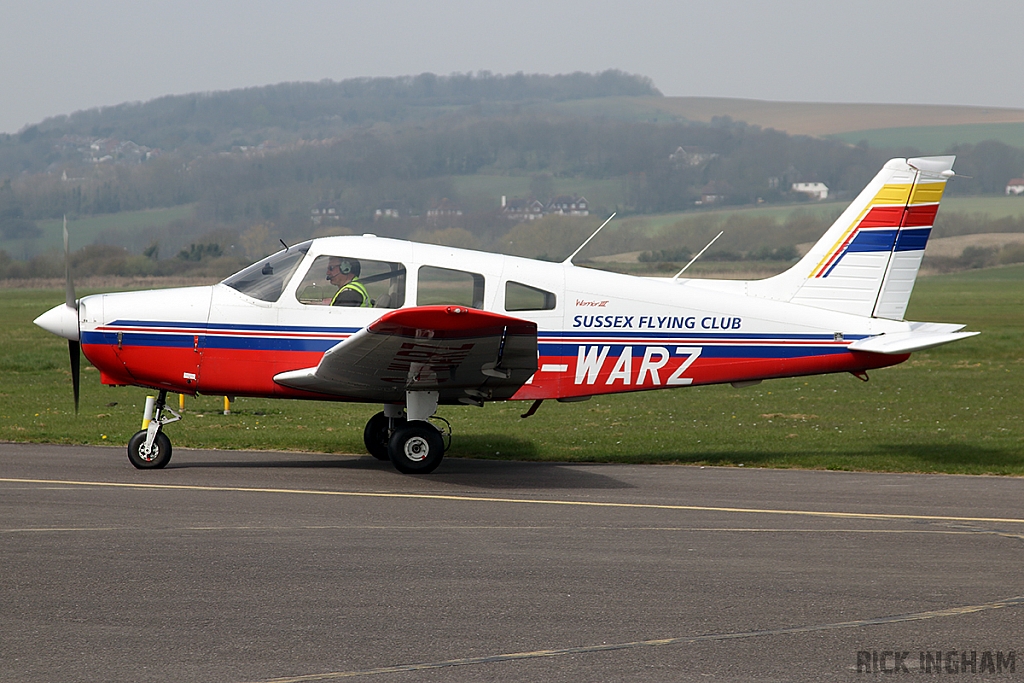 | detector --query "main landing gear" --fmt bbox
[125,389,450,474]
[363,391,450,474]
[127,390,180,469]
